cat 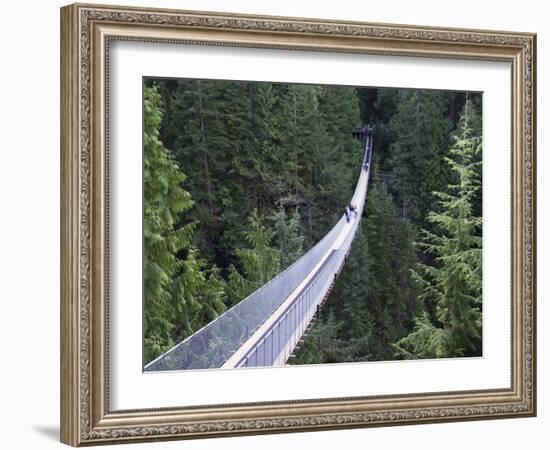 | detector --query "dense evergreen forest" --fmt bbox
[143,78,482,366]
